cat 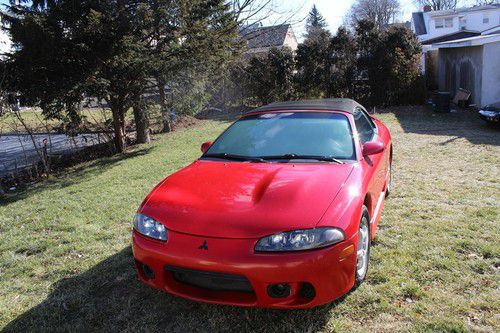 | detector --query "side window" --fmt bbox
[353,108,375,144]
